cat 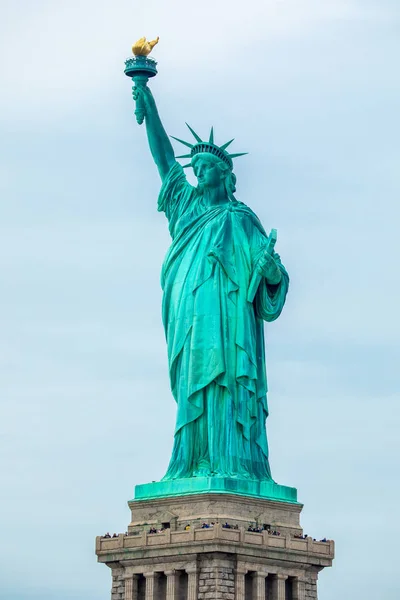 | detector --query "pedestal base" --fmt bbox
[134,477,298,503]
[96,492,334,600]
